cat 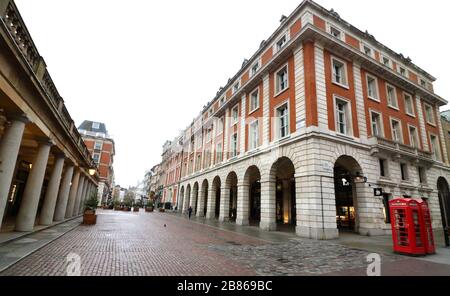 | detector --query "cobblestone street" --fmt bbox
[1,210,449,276]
